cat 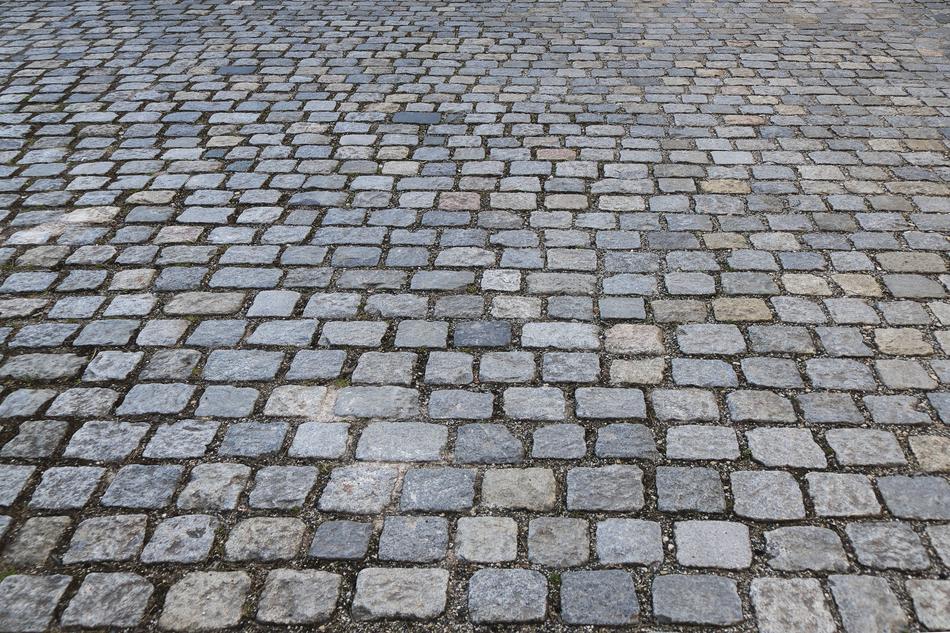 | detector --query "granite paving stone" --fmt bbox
[2,517,71,568]
[567,465,645,511]
[159,572,250,631]
[141,515,219,564]
[1,0,946,626]
[732,470,806,521]
[468,569,547,624]
[675,520,752,569]
[63,515,147,564]
[318,465,398,514]
[906,580,950,631]
[528,517,589,567]
[829,575,909,633]
[256,569,341,625]
[750,578,836,633]
[352,568,448,621]
[596,518,663,565]
[454,423,524,464]
[764,526,849,572]
[652,575,743,626]
[60,572,153,629]
[224,517,306,561]
[847,522,930,570]
[378,516,448,563]
[309,521,373,561]
[0,575,71,633]
[455,517,517,563]
[356,422,446,461]
[560,570,639,626]
[657,466,726,513]
[101,464,183,508]
[400,467,475,511]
